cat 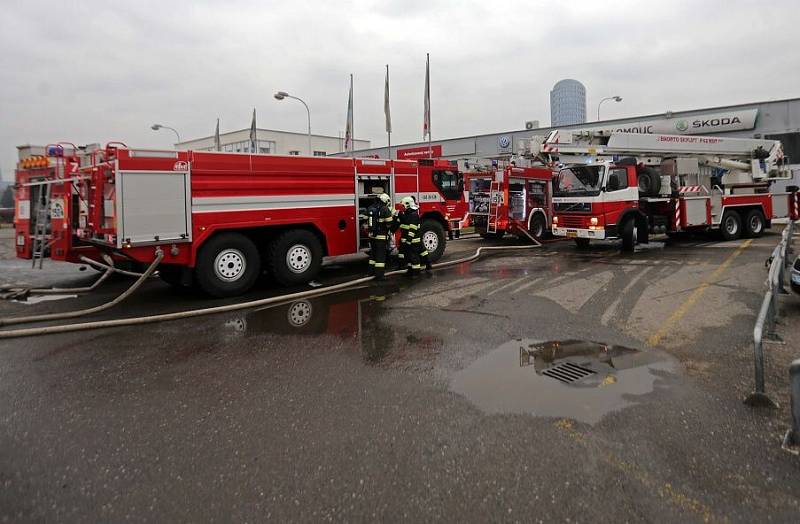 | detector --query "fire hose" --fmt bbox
[0,241,541,339]
[0,254,147,301]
